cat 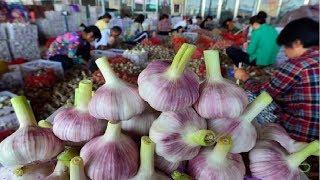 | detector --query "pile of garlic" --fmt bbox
[123,48,148,66]
[0,44,317,180]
